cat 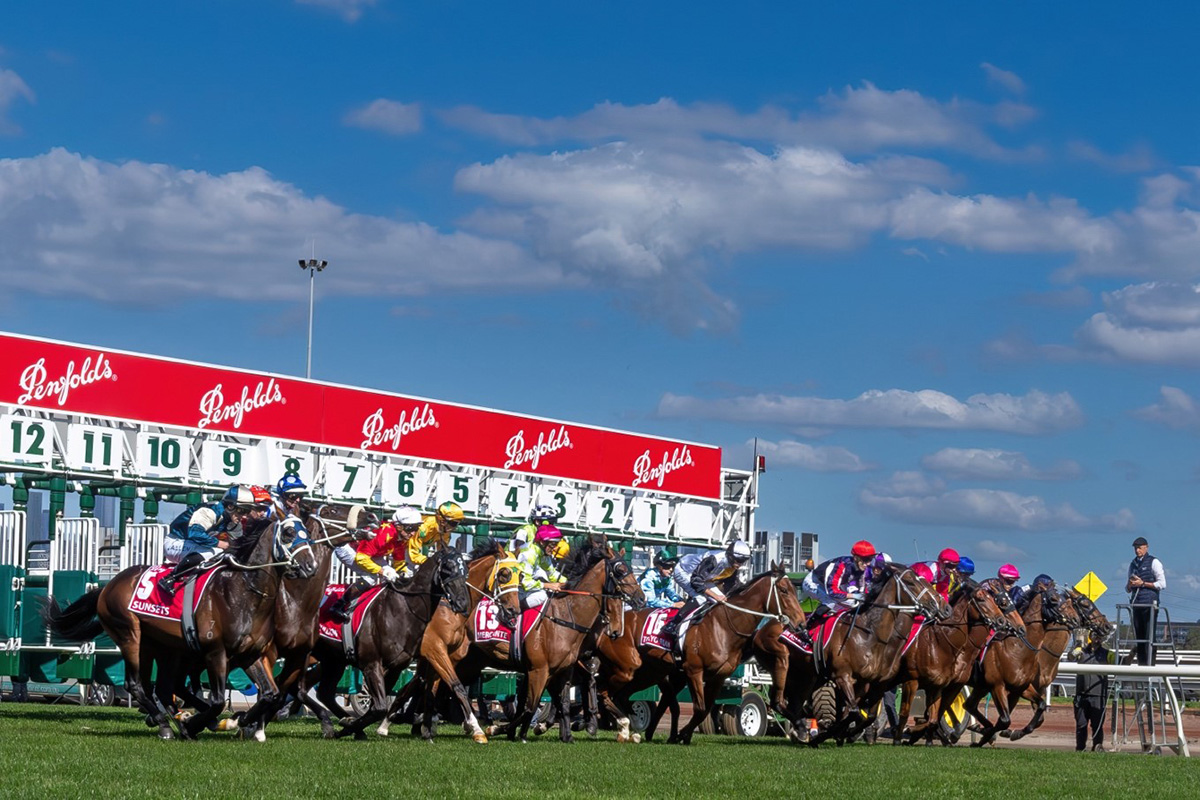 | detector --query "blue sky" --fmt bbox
[2,2,1199,621]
